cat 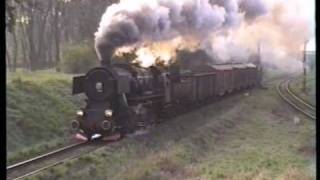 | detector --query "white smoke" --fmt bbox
[95,0,267,65]
[205,0,312,72]
[95,0,313,73]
